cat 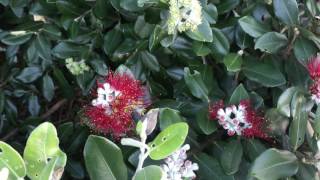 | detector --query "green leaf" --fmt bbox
[229,84,249,104]
[220,139,243,175]
[159,108,183,130]
[203,4,218,24]
[208,28,230,59]
[149,25,166,51]
[42,74,54,102]
[133,165,163,180]
[289,93,308,150]
[140,51,160,72]
[120,0,143,12]
[238,16,270,38]
[52,42,88,59]
[242,139,266,161]
[277,87,298,117]
[243,59,286,87]
[184,68,209,101]
[293,37,318,63]
[28,95,40,116]
[0,141,26,180]
[296,162,319,180]
[149,122,188,160]
[53,67,74,99]
[16,67,43,83]
[194,153,234,180]
[192,41,211,56]
[314,106,320,136]
[35,33,52,61]
[273,0,299,25]
[254,32,288,53]
[197,106,217,135]
[134,16,154,39]
[223,53,243,72]
[186,20,213,42]
[217,0,240,14]
[1,32,33,45]
[84,135,127,180]
[249,148,298,180]
[89,59,108,76]
[24,122,67,180]
[103,29,122,56]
